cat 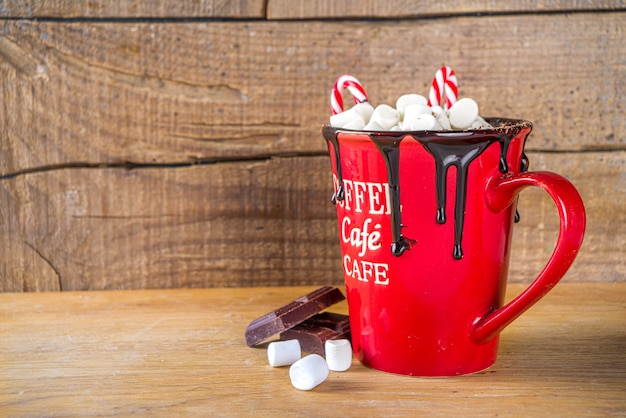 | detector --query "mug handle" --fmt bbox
[471,171,586,344]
